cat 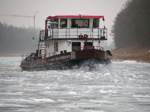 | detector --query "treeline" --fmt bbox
[113,0,150,48]
[0,22,39,56]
